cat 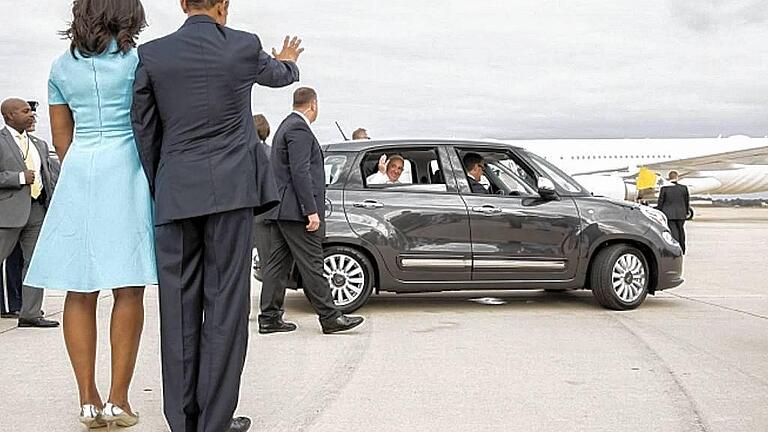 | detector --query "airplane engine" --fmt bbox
[573,175,638,201]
